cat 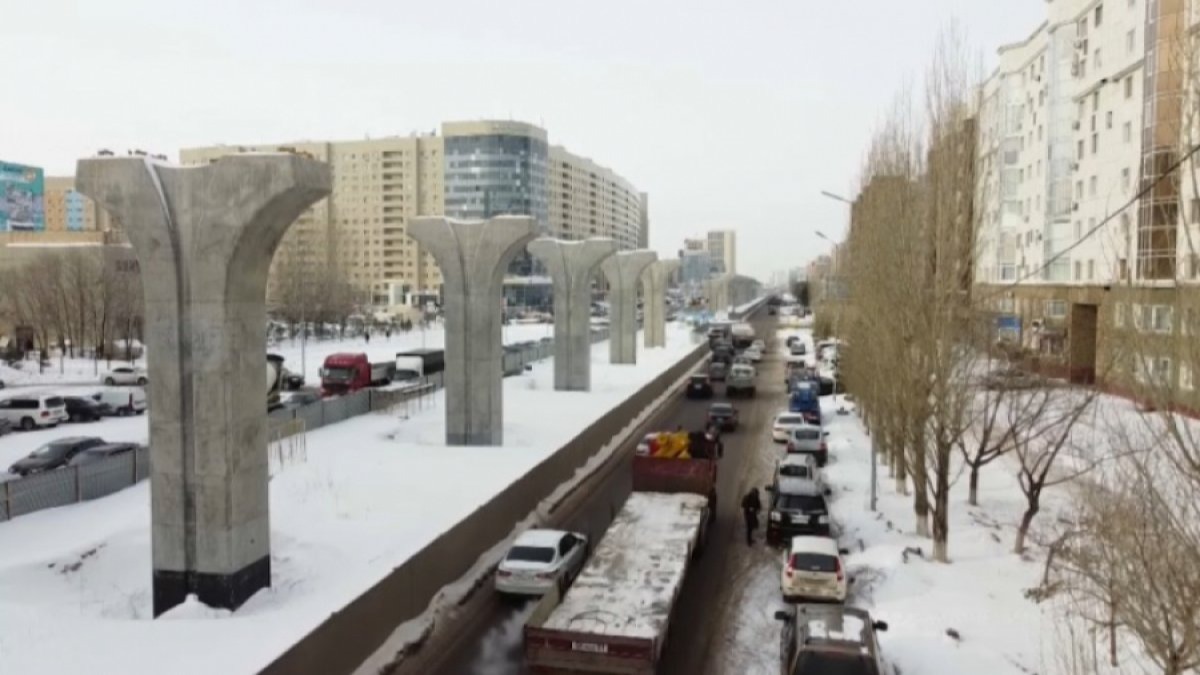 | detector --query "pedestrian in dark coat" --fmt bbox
[365,331,371,344]
[741,487,762,546]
